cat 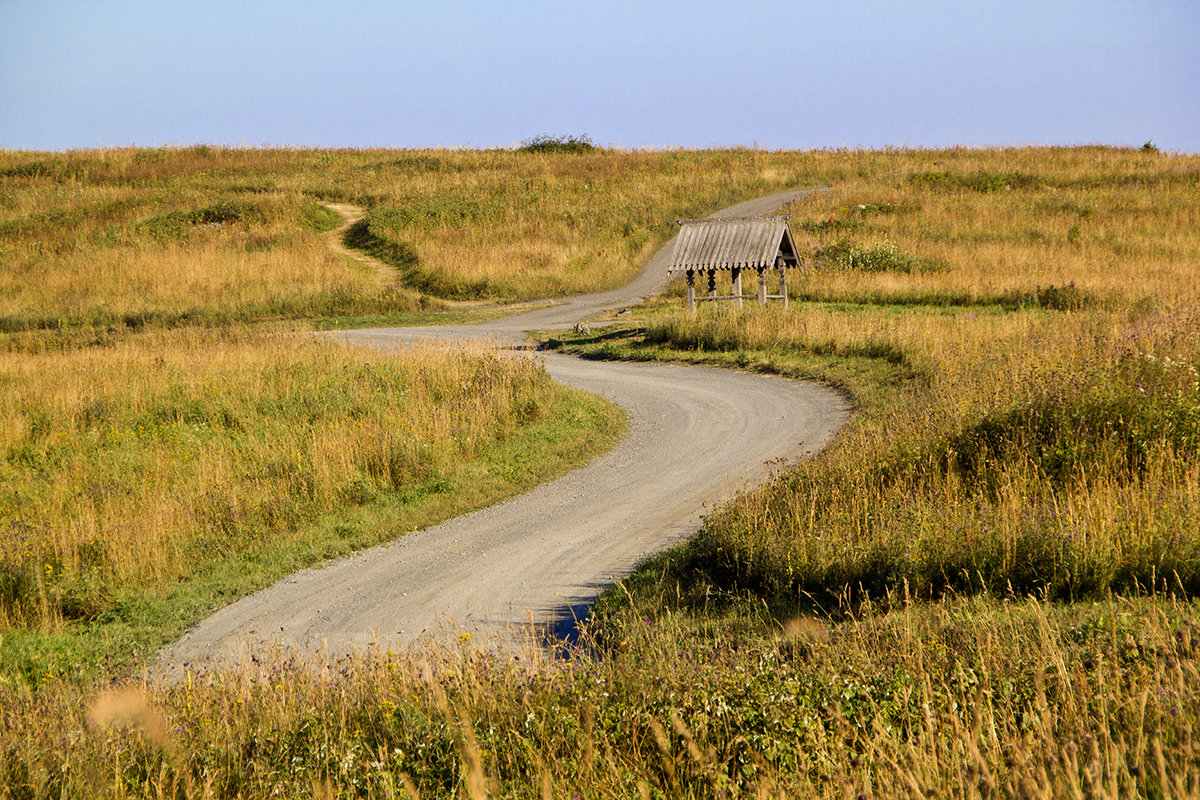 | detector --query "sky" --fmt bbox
[2,0,1197,152]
